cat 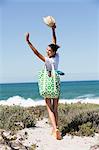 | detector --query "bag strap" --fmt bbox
[43,65,47,92]
[52,64,56,92]
[43,64,57,93]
